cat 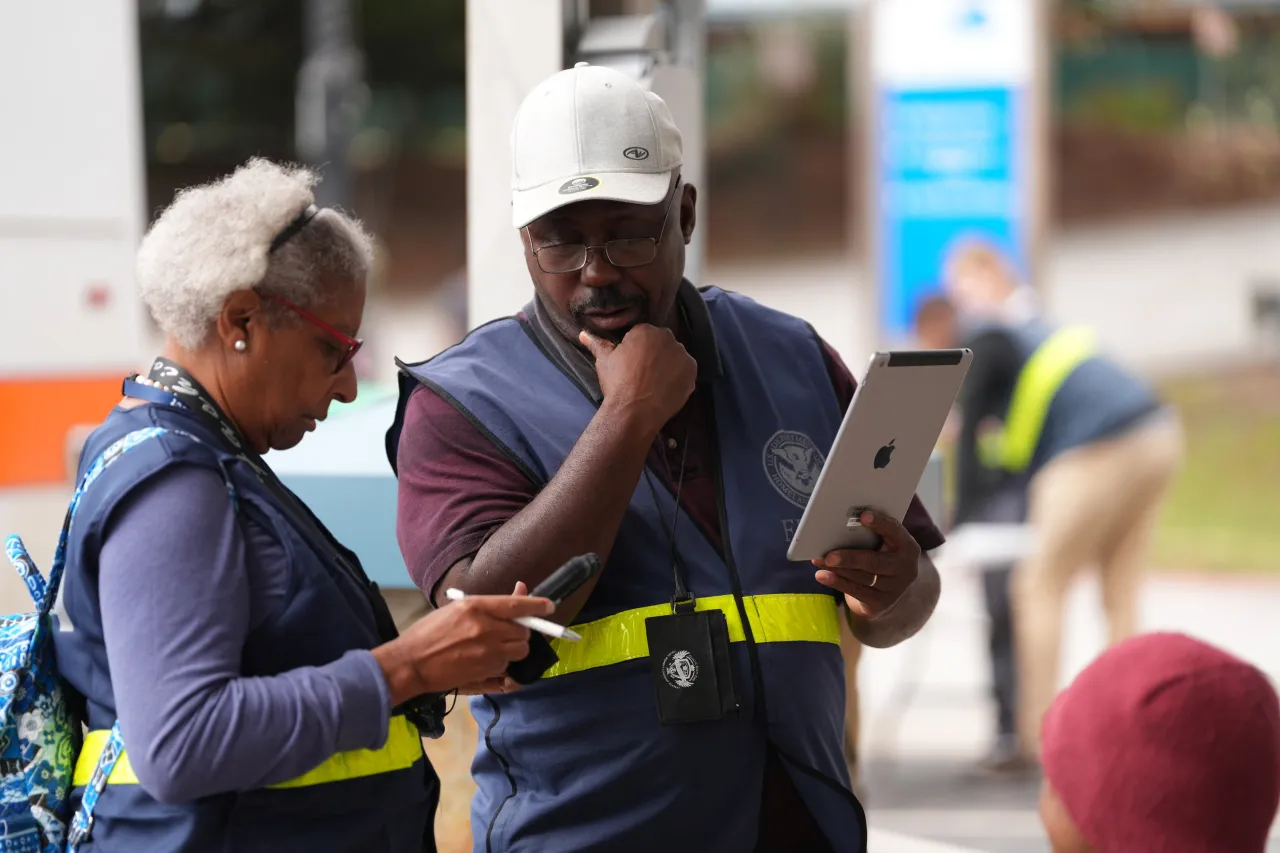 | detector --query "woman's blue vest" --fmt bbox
[395,287,867,853]
[53,401,438,852]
